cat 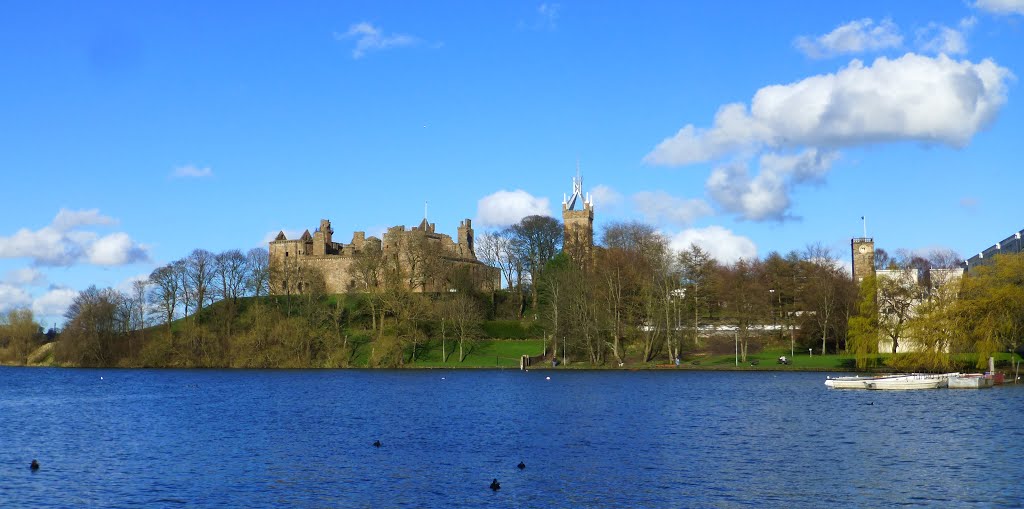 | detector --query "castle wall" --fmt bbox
[270,218,496,295]
[295,256,358,294]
